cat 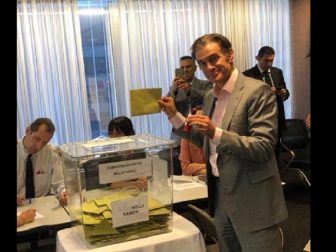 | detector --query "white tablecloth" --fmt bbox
[56,212,206,252]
